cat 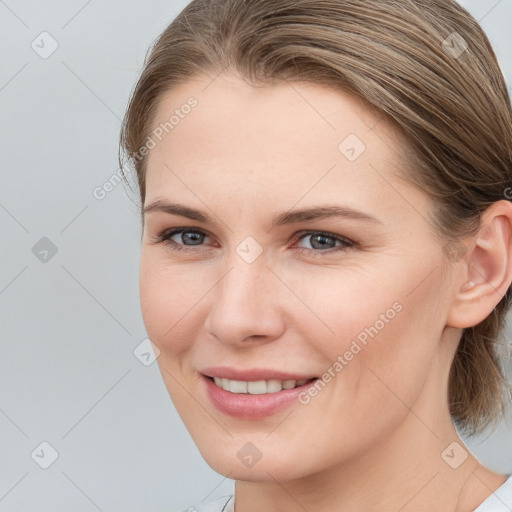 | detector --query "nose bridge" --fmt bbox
[205,245,284,344]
